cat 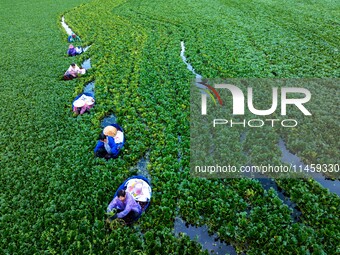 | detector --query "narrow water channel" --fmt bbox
[61,16,73,35]
[136,152,151,181]
[240,132,302,222]
[83,81,95,96]
[81,58,91,70]
[101,114,118,127]
[174,217,240,255]
[180,41,202,82]
[279,138,340,196]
